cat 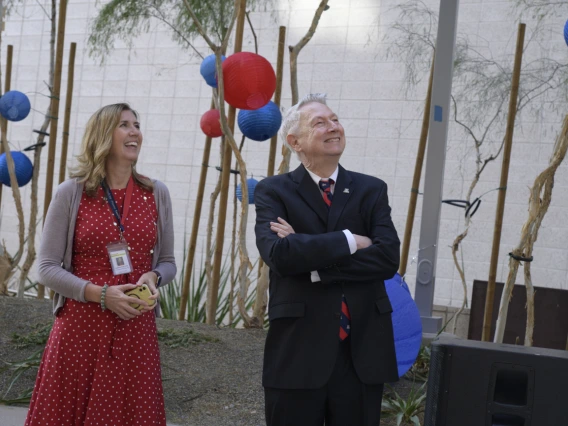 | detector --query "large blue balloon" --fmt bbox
[0,151,33,187]
[564,19,568,46]
[237,101,282,142]
[200,54,226,88]
[385,273,422,377]
[236,178,258,204]
[0,91,31,122]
